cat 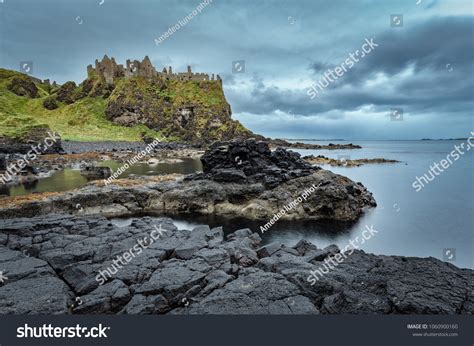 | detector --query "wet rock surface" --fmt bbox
[0,214,471,315]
